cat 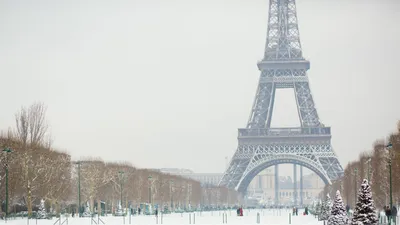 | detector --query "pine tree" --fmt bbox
[328,190,349,225]
[320,194,332,220]
[37,199,47,219]
[351,179,378,225]
[315,201,322,216]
